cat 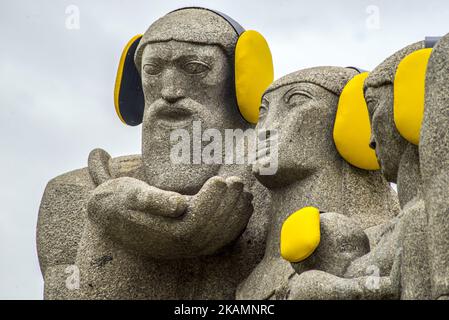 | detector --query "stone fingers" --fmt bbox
[130,185,187,218]
[88,148,112,186]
